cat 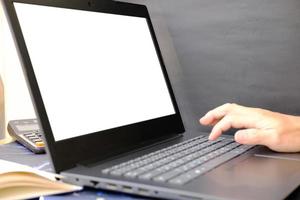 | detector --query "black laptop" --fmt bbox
[3,0,300,199]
